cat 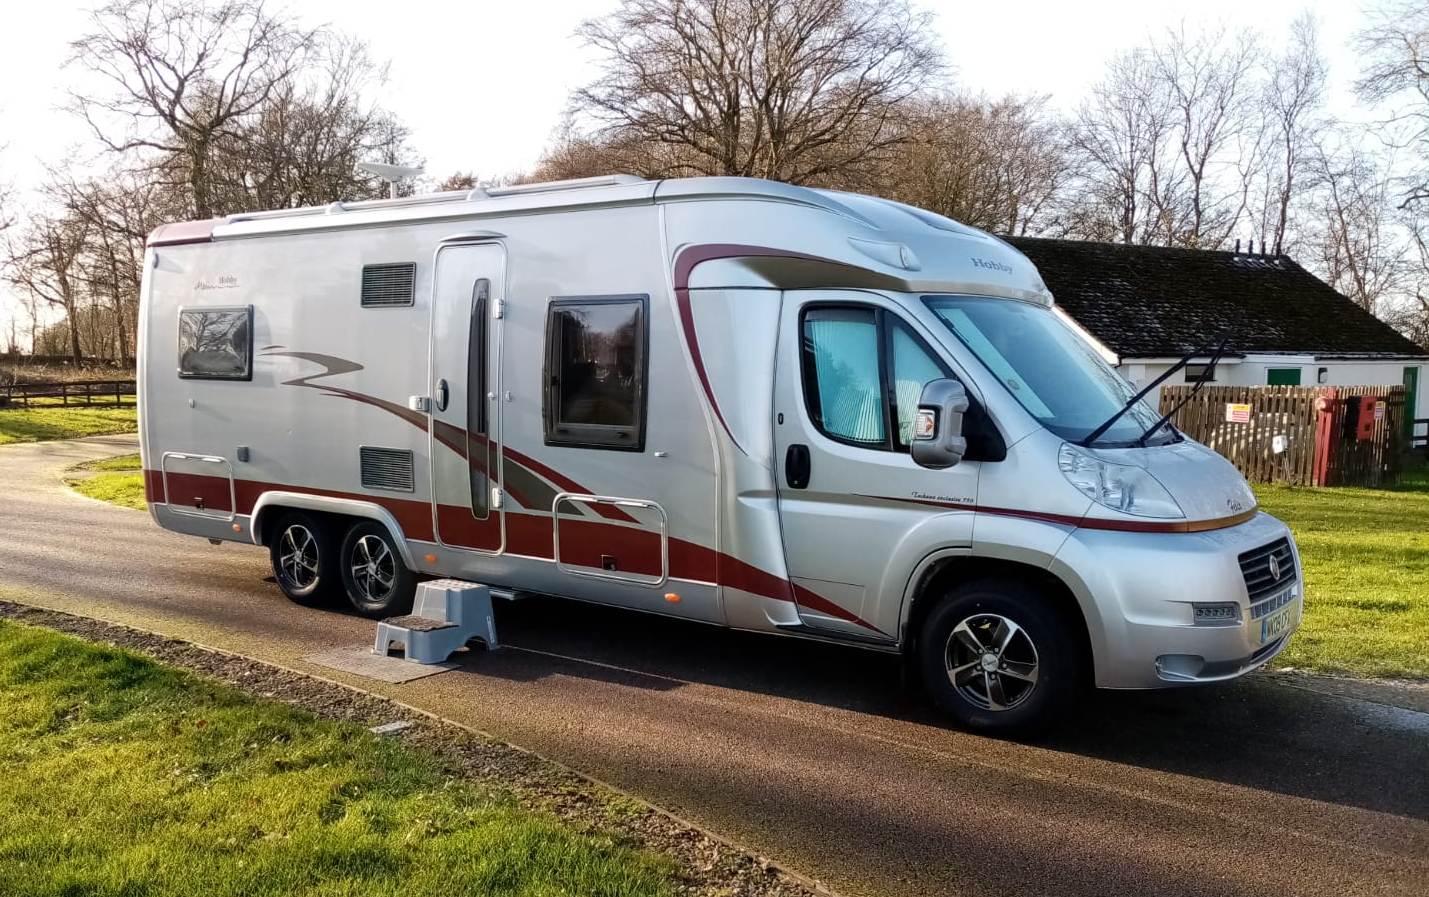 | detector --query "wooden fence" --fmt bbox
[1159,384,1407,487]
[0,379,137,408]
